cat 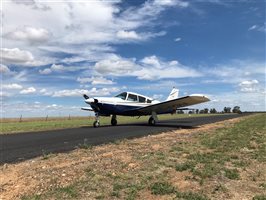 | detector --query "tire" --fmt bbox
[93,121,100,128]
[111,118,117,126]
[148,117,156,125]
